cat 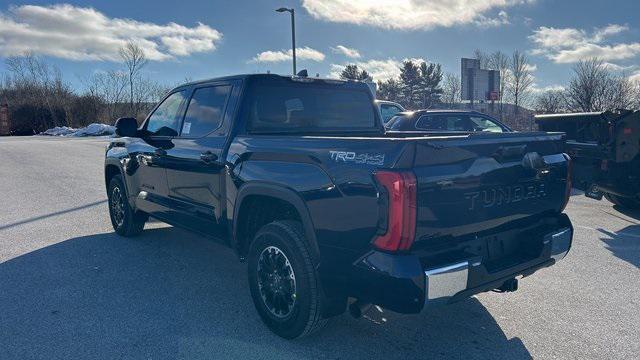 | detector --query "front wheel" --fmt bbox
[247,220,327,339]
[108,174,147,237]
[604,193,640,210]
